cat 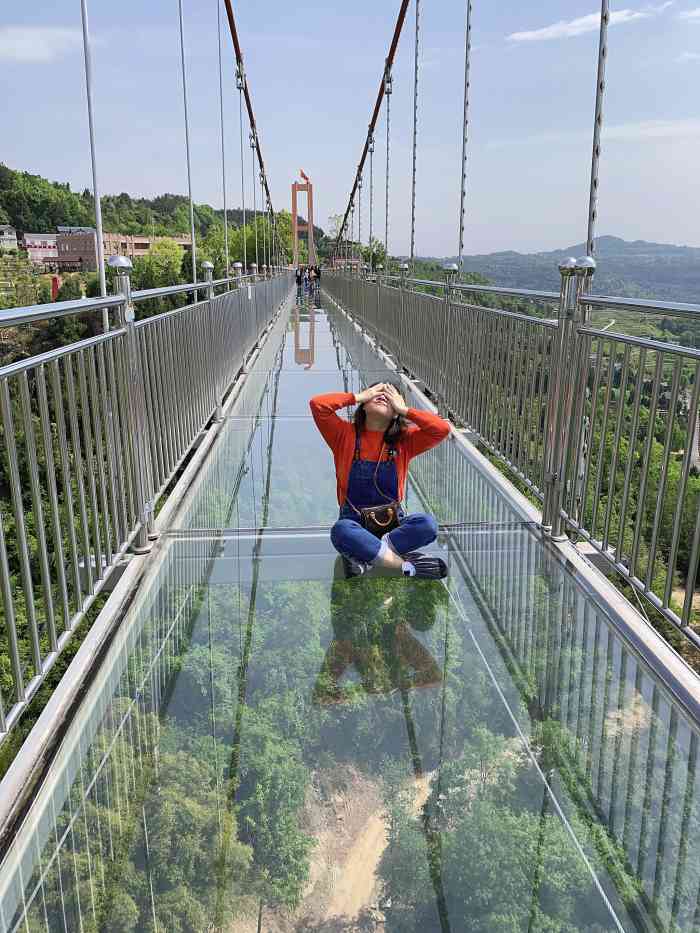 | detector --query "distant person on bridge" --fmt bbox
[295,267,302,293]
[310,383,449,579]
